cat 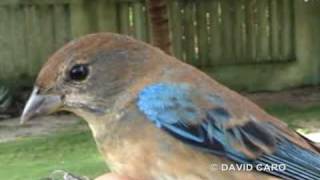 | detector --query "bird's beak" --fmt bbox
[20,86,63,124]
